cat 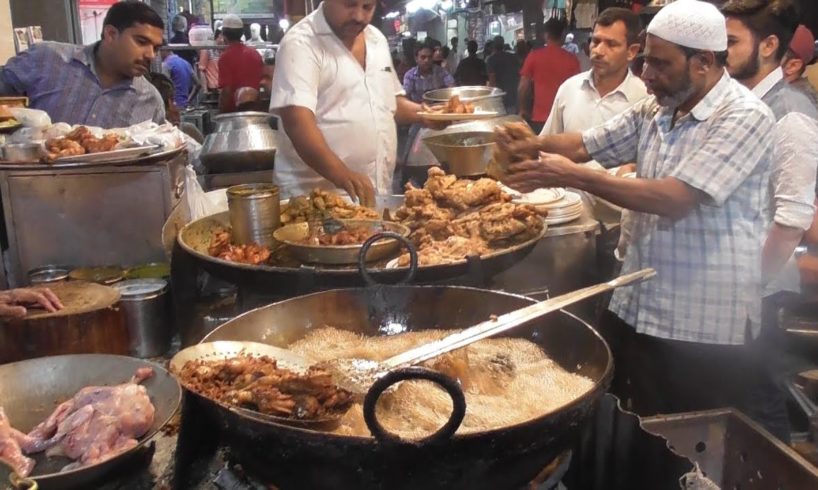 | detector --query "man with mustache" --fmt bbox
[271,0,441,205]
[722,0,818,442]
[497,0,775,416]
[0,1,165,127]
